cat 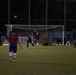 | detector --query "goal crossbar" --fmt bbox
[5,24,64,30]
